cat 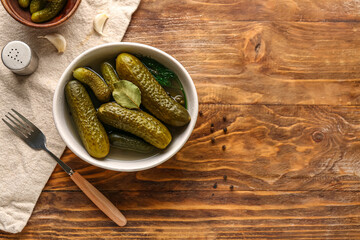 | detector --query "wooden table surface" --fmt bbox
[2,0,360,239]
